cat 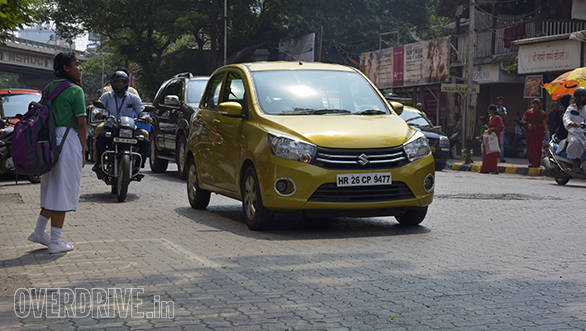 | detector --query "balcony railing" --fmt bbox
[456,19,586,61]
